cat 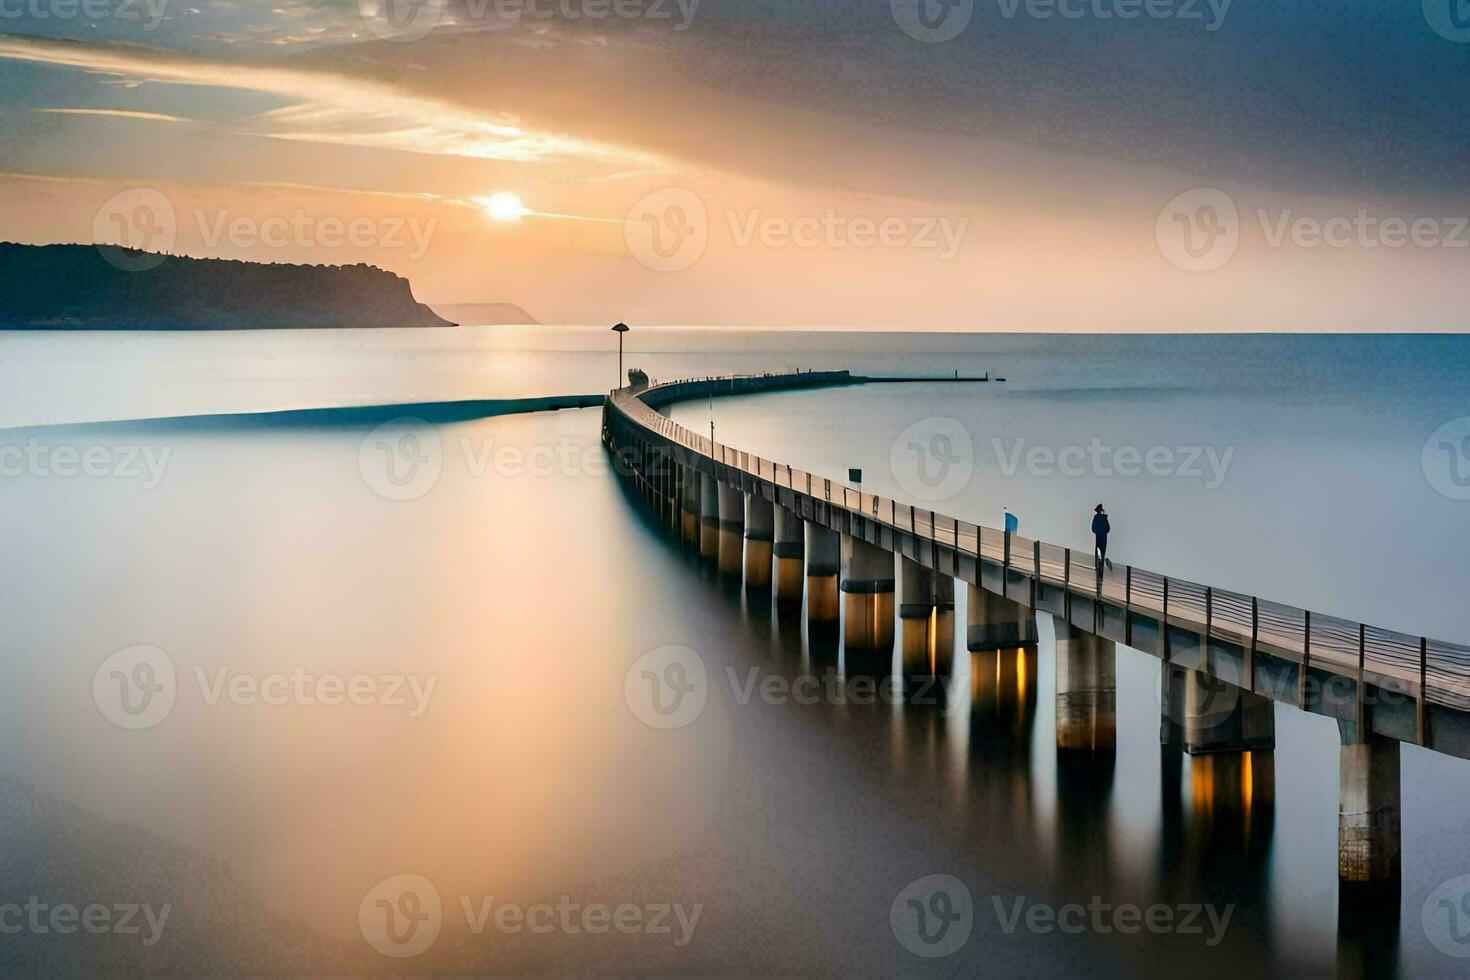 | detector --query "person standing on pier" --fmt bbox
[1092,504,1112,570]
